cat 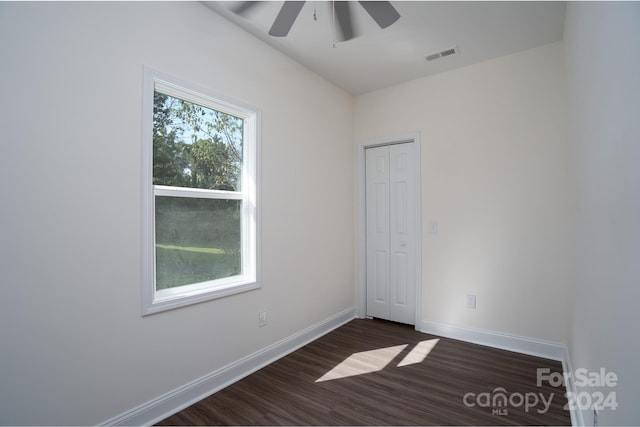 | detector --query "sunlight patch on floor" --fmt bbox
[315,344,408,382]
[397,339,439,367]
[315,338,440,382]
